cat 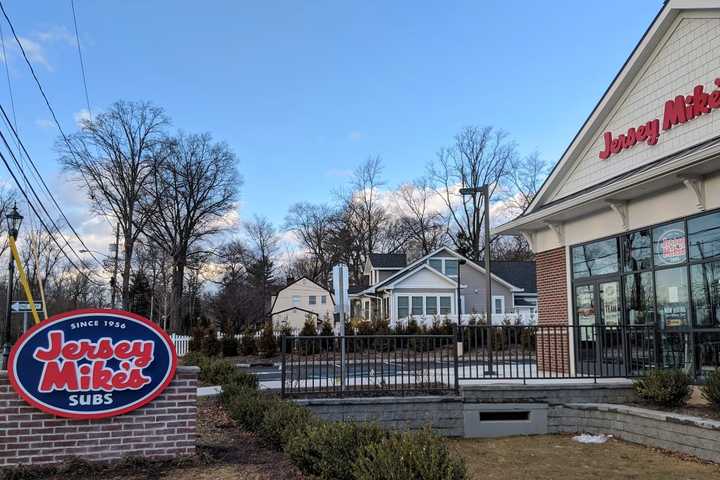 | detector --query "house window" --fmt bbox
[397,296,409,319]
[321,295,327,304]
[309,295,317,305]
[445,259,458,276]
[439,296,451,314]
[429,259,443,271]
[493,296,505,314]
[426,297,437,315]
[292,295,300,305]
[411,296,424,315]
